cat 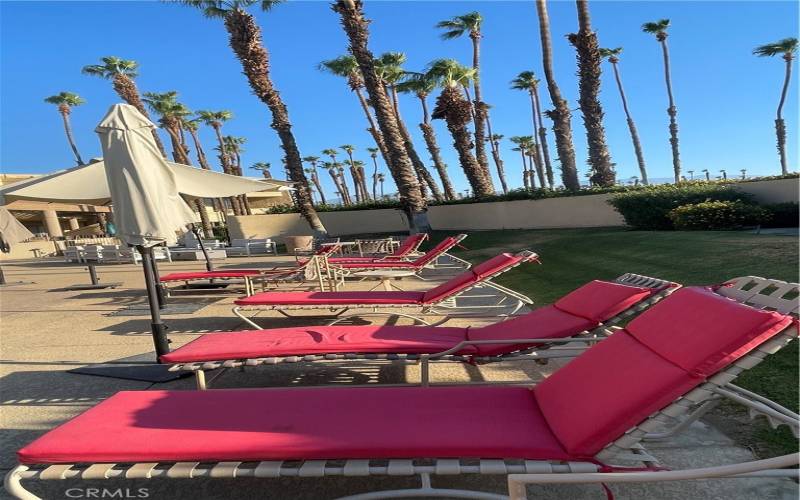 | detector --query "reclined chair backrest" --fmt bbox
[422,251,537,304]
[469,278,673,356]
[532,286,796,459]
[411,234,467,267]
[392,233,429,257]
